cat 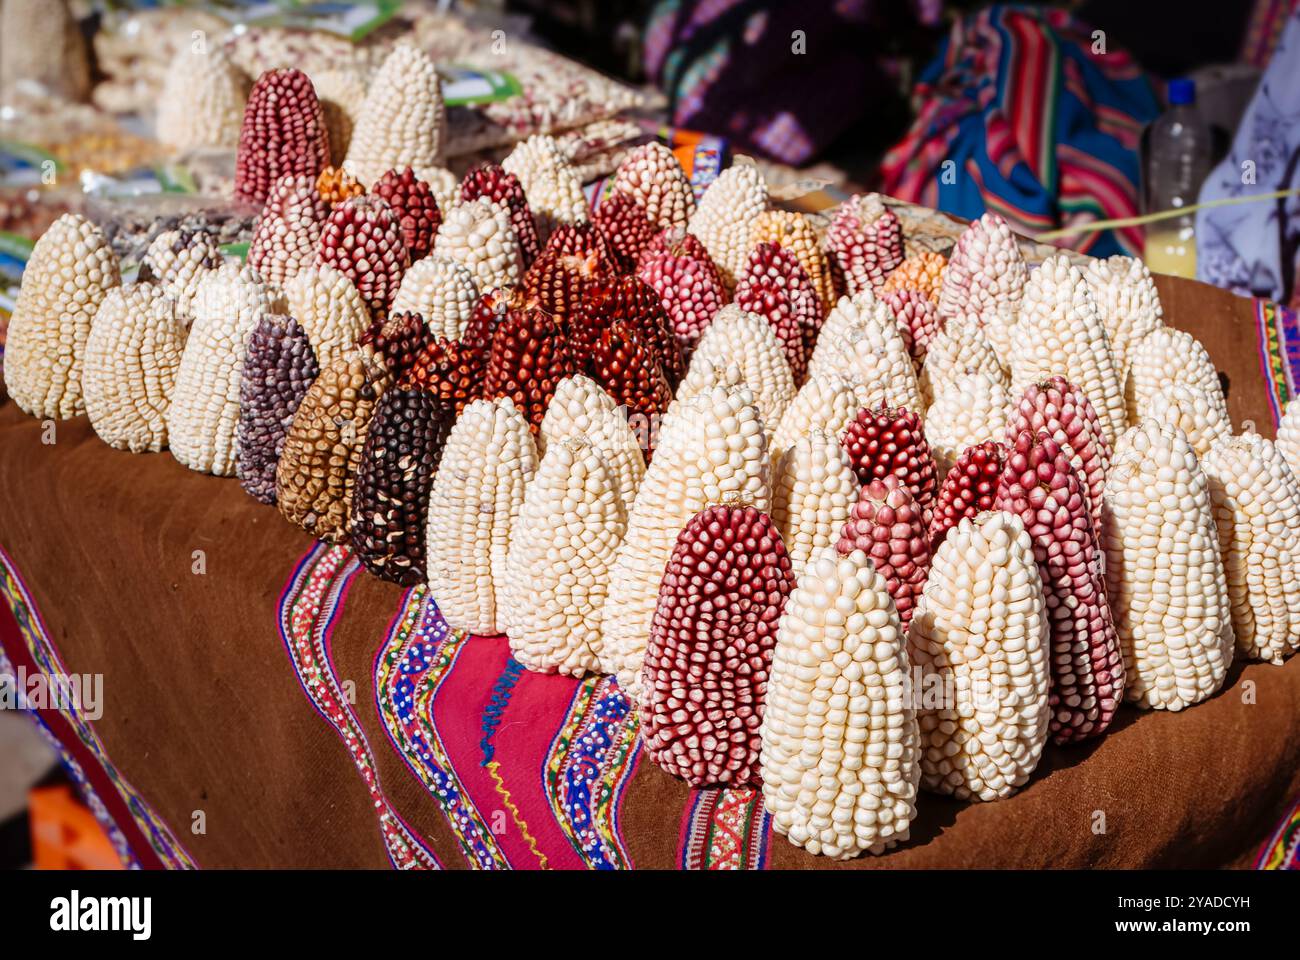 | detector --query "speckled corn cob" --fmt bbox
[372,167,443,264]
[4,214,120,420]
[140,228,223,325]
[840,405,938,526]
[936,212,1026,362]
[760,546,920,858]
[502,437,626,676]
[911,510,1050,800]
[425,397,538,633]
[82,284,187,453]
[169,265,281,476]
[592,193,658,273]
[611,141,695,232]
[635,230,726,357]
[276,347,392,542]
[459,163,540,270]
[1004,376,1113,546]
[1200,433,1300,665]
[236,314,319,504]
[734,242,818,383]
[1011,254,1127,445]
[350,388,450,585]
[249,175,329,289]
[994,430,1124,743]
[1104,419,1234,709]
[883,289,942,368]
[824,193,903,296]
[317,195,410,317]
[641,504,793,786]
[836,475,931,630]
[750,210,835,313]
